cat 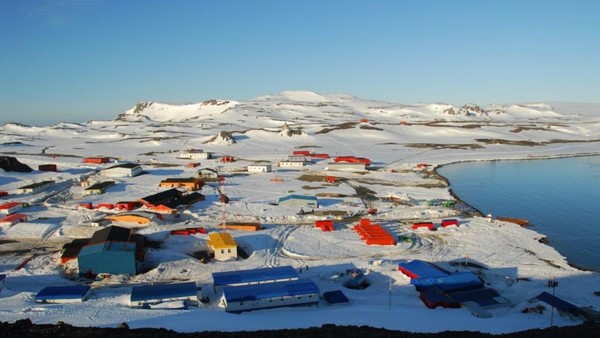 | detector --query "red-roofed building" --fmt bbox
[83,157,111,164]
[412,222,436,231]
[354,218,395,245]
[334,156,371,166]
[0,202,22,215]
[0,213,28,226]
[315,220,334,231]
